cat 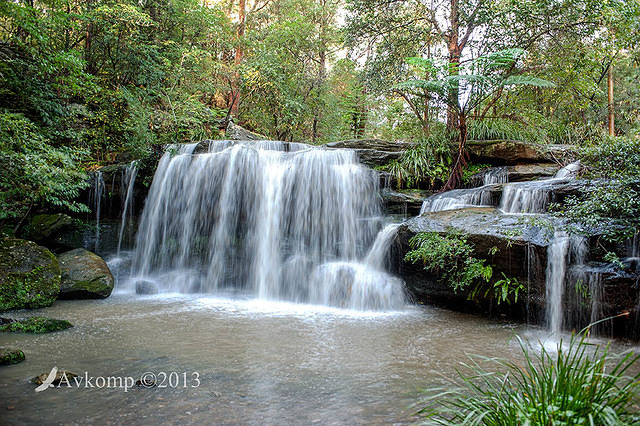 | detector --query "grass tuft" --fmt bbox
[418,333,640,425]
